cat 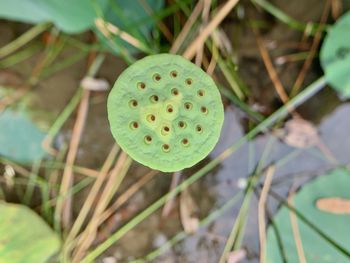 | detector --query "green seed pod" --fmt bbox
[107,54,224,172]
